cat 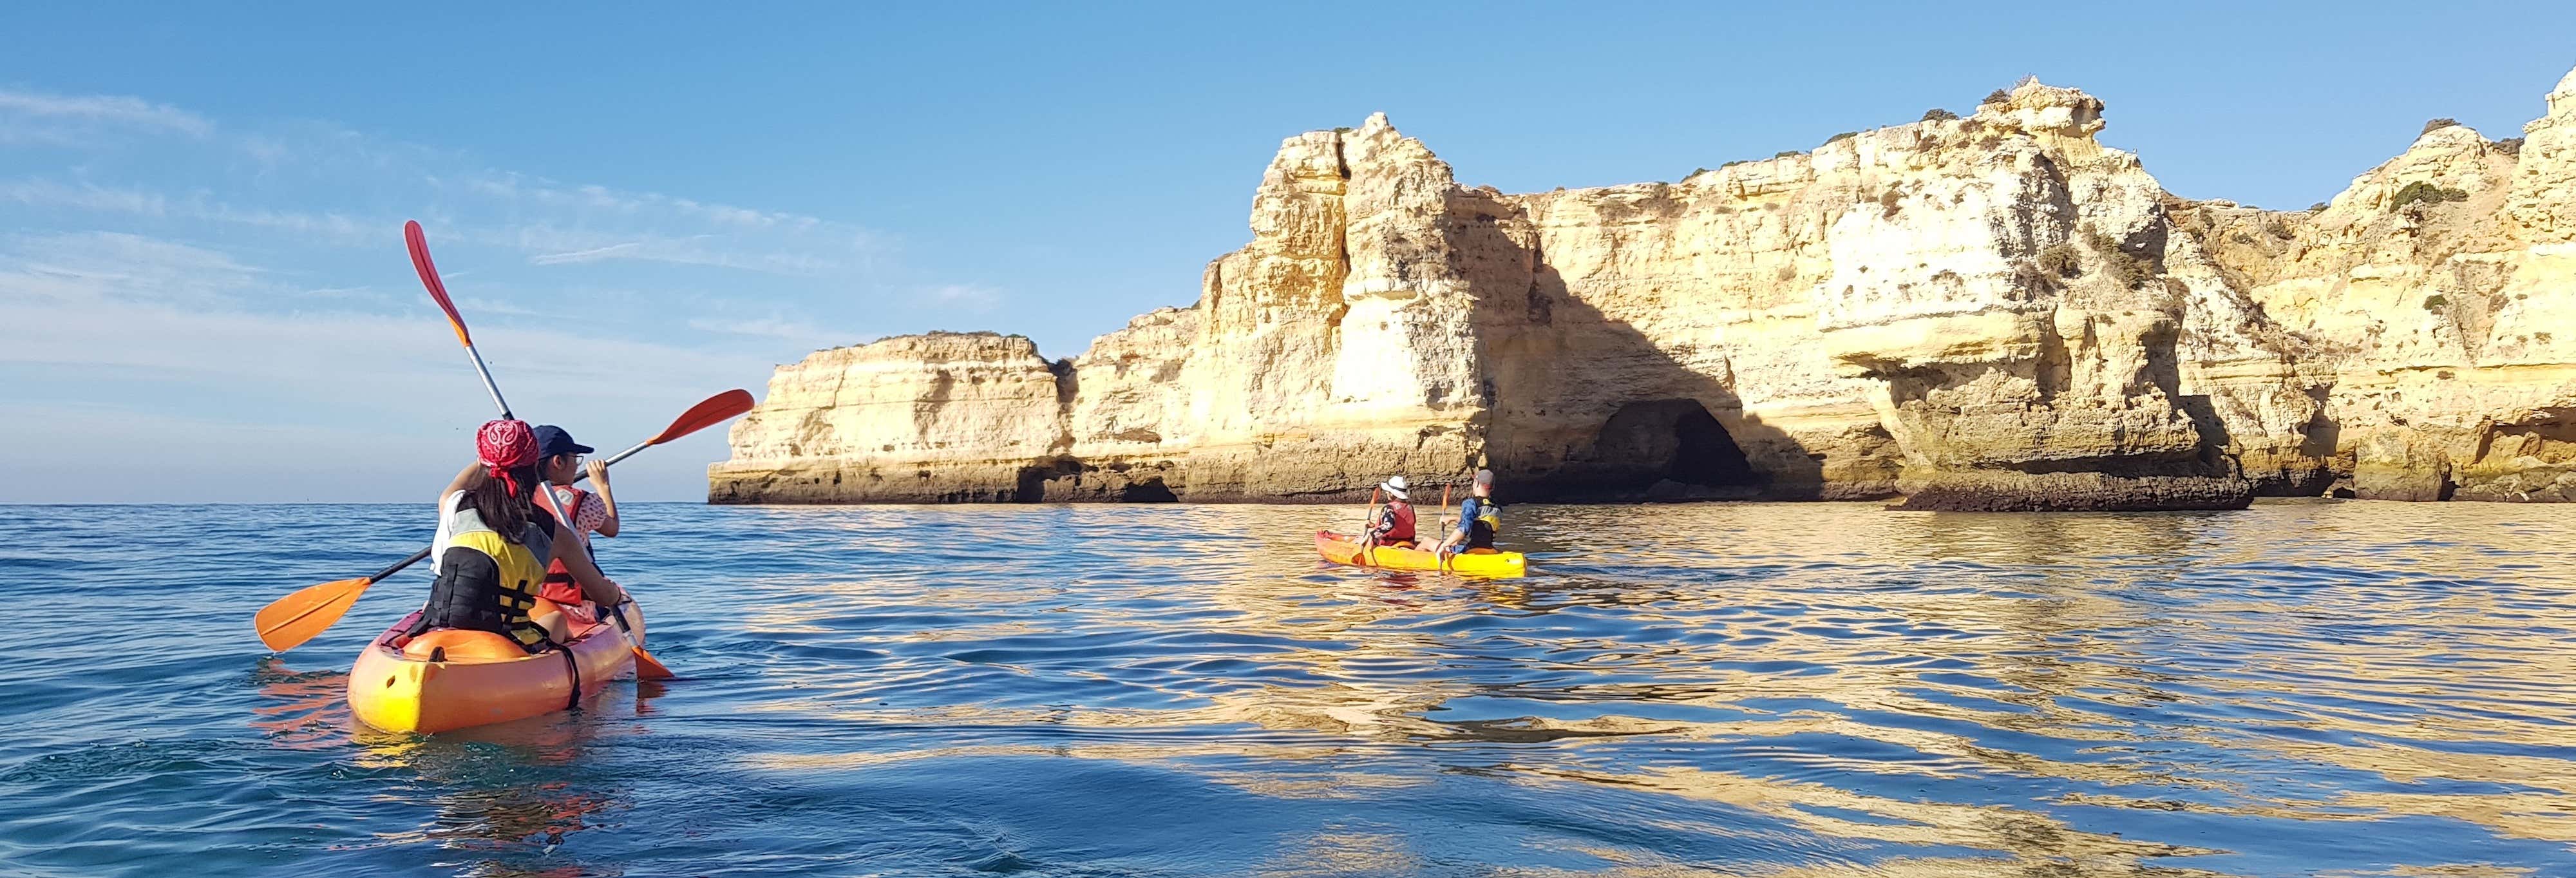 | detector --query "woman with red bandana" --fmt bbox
[410,419,627,651]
